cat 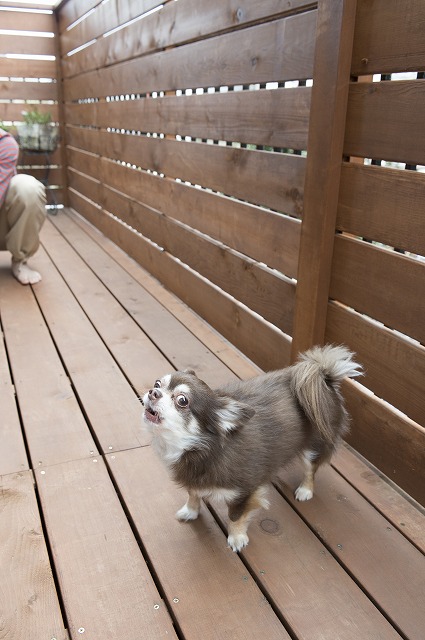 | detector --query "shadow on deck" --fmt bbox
[1,209,424,640]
